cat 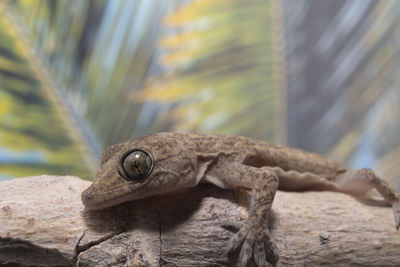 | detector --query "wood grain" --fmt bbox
[0,175,399,266]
